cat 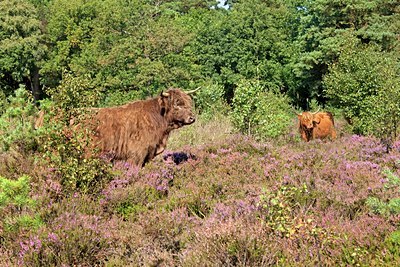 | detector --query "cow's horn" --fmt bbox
[186,87,201,95]
[292,106,300,115]
[311,108,321,115]
[162,91,170,97]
